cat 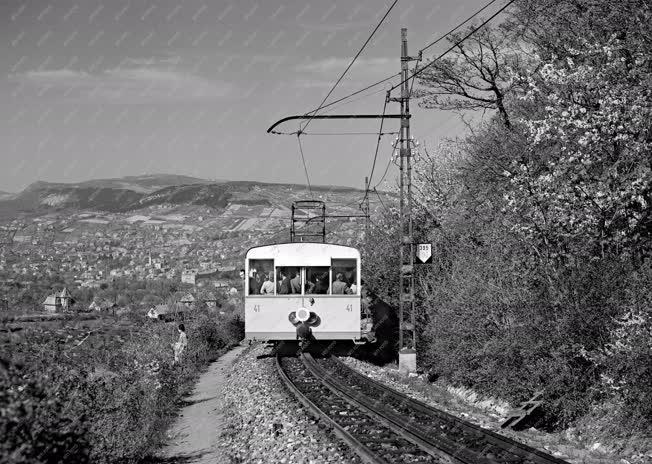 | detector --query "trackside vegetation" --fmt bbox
[361,0,651,447]
[0,310,243,464]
